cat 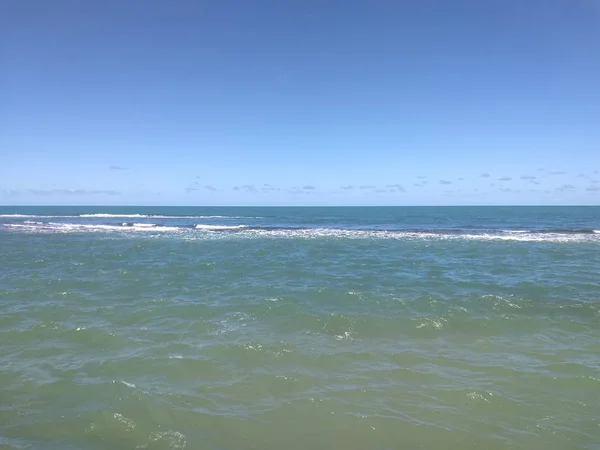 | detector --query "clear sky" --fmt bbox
[2,0,599,206]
